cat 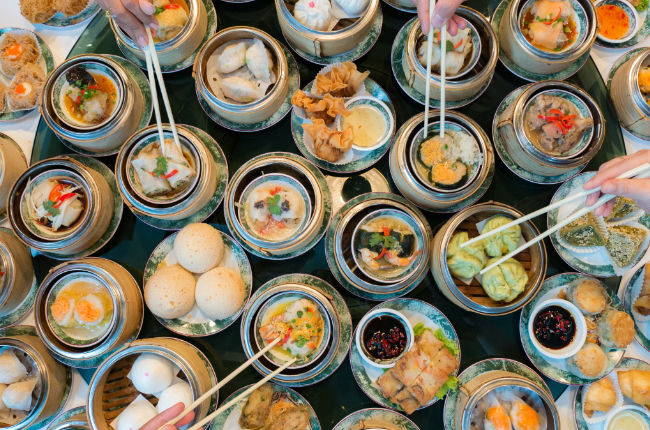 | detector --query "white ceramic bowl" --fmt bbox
[527,298,587,360]
[595,0,640,44]
[335,96,395,152]
[604,405,650,430]
[355,308,414,369]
